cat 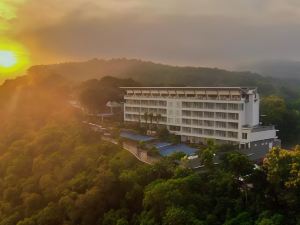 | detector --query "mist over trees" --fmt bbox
[28,58,300,98]
[243,60,300,79]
